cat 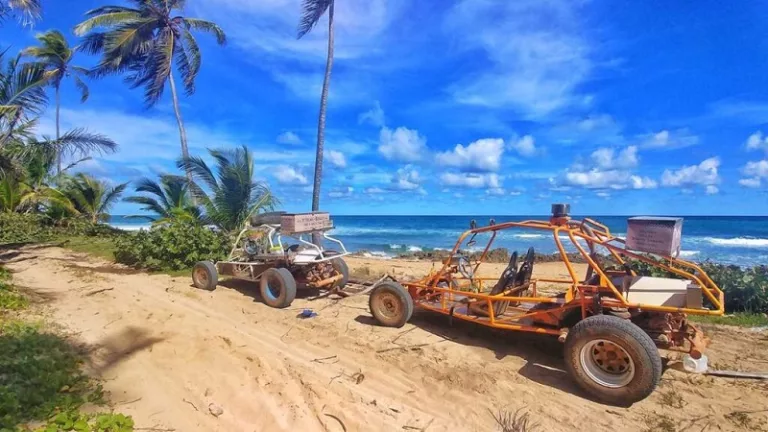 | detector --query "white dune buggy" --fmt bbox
[191,212,350,308]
